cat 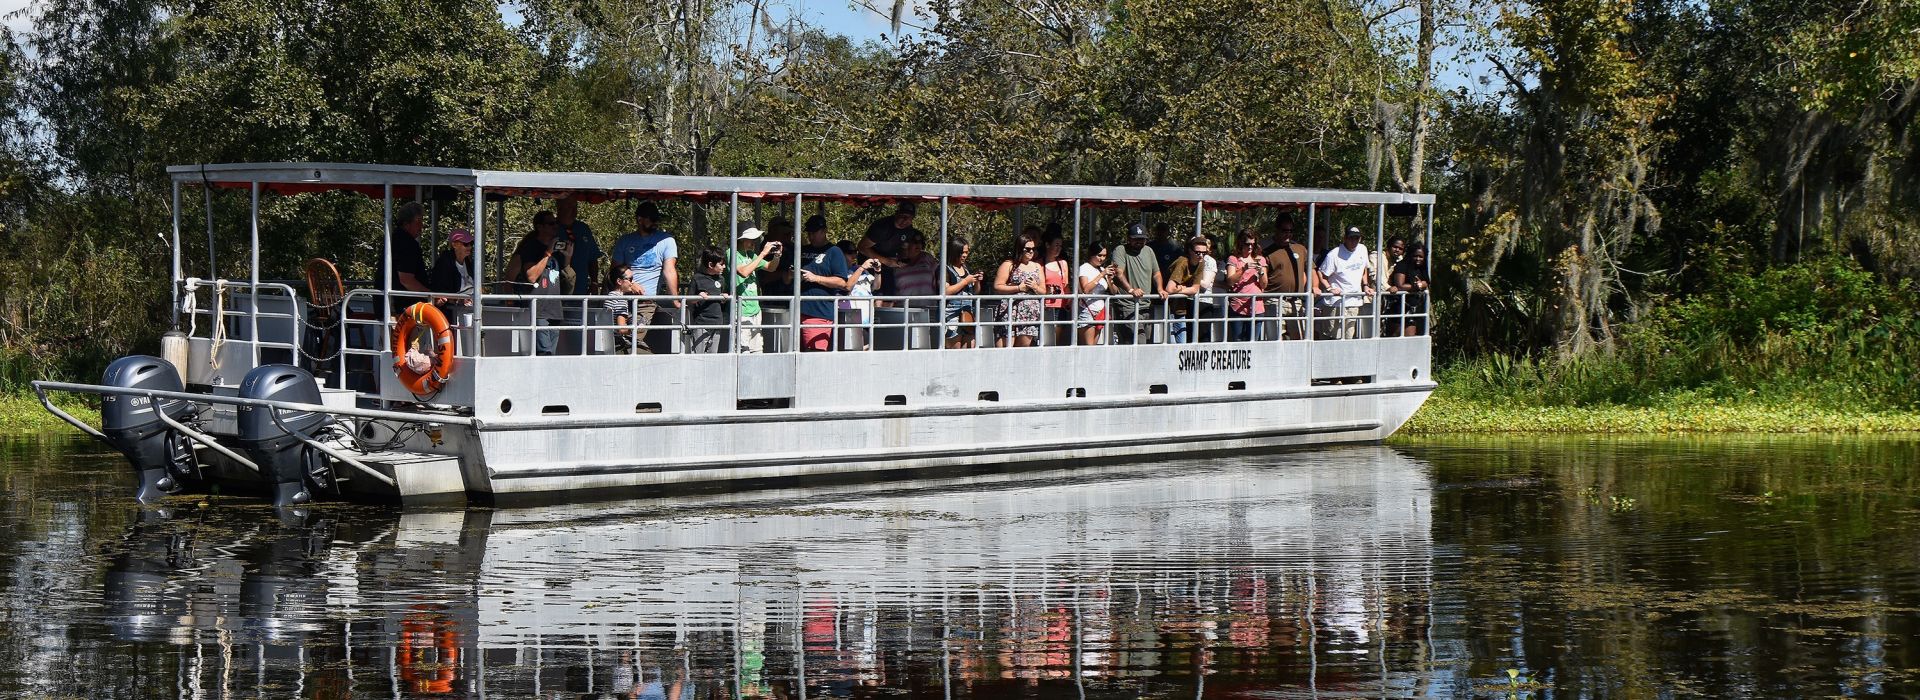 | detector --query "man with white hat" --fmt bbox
[731,222,783,353]
[1315,226,1374,339]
